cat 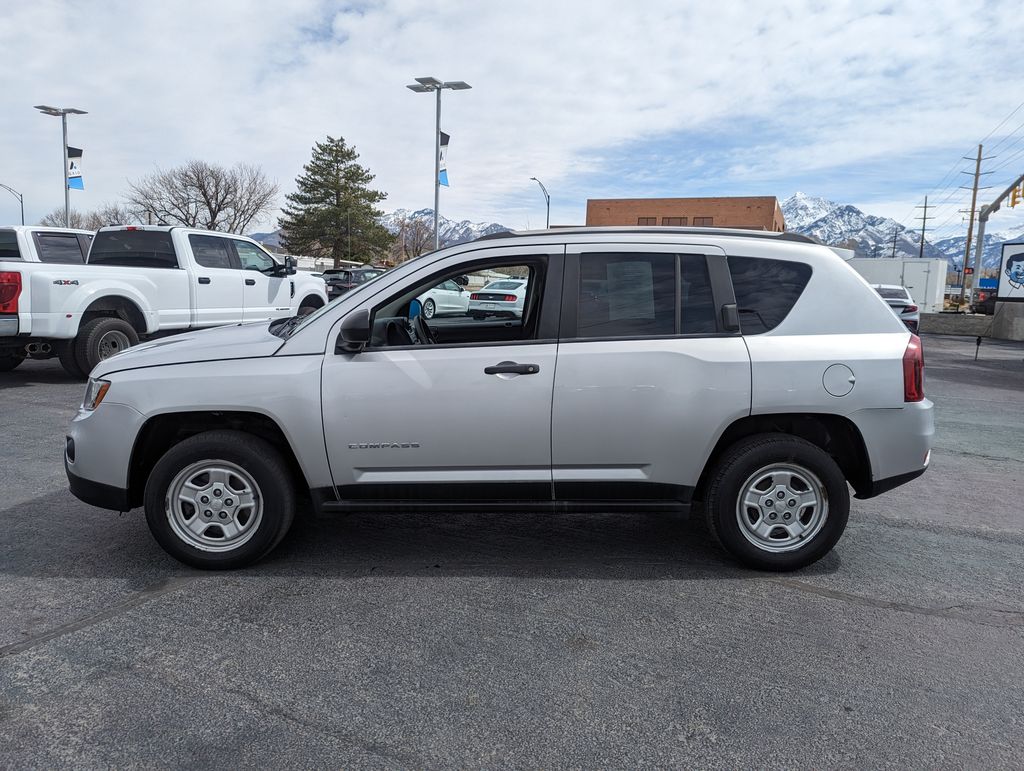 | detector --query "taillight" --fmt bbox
[470,293,480,300]
[903,334,924,402]
[503,294,517,302]
[902,304,918,313]
[0,271,21,313]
